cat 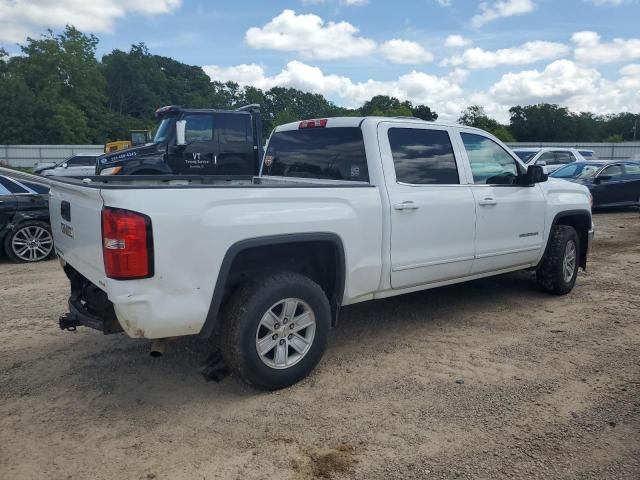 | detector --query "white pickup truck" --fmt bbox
[49,117,594,390]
